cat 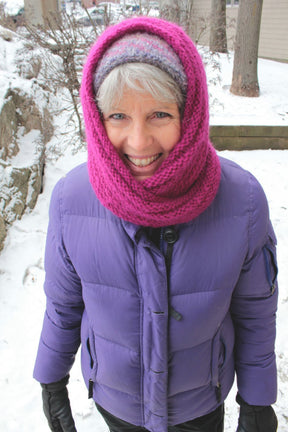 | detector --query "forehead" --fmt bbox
[108,88,179,113]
